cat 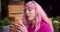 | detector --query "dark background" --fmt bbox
[1,0,8,19]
